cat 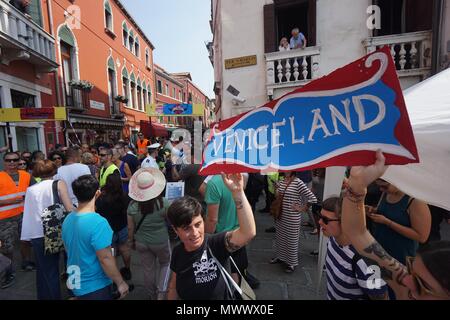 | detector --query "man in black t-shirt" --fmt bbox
[166,174,256,300]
